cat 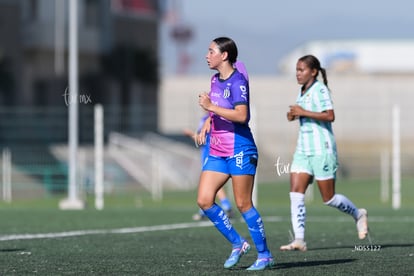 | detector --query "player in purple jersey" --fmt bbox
[186,61,248,221]
[196,37,274,271]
